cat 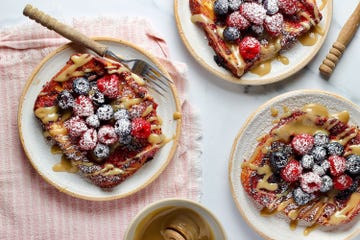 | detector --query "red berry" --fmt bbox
[64,116,88,137]
[240,2,267,25]
[328,155,346,176]
[280,159,302,182]
[78,128,98,150]
[239,36,261,61]
[73,95,94,117]
[291,134,314,156]
[264,13,284,36]
[131,118,151,139]
[226,11,250,30]
[278,0,297,15]
[98,125,118,145]
[300,172,322,193]
[333,174,353,191]
[97,74,120,99]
